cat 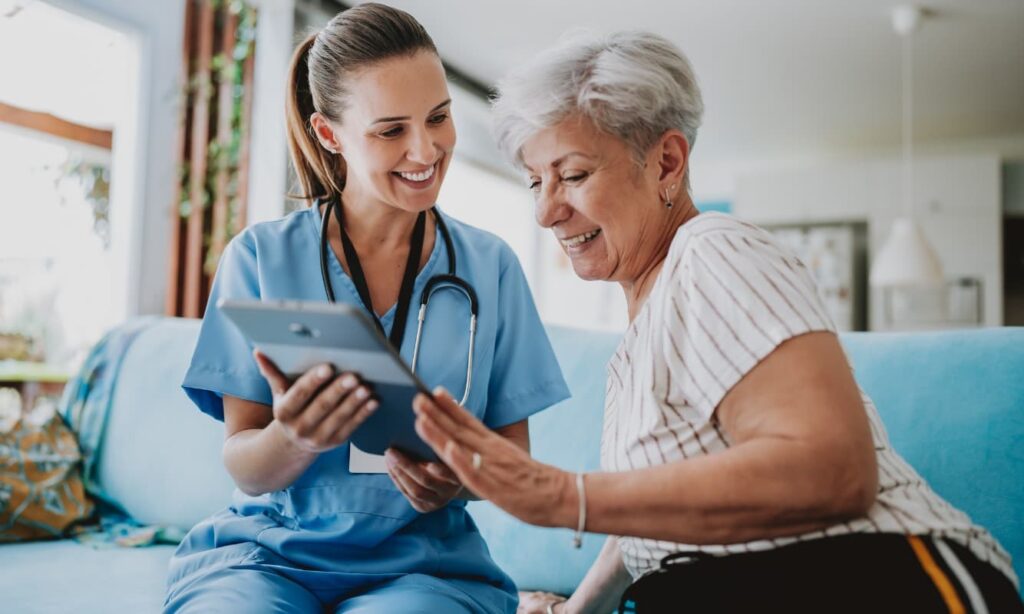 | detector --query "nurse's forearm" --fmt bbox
[222,420,319,496]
